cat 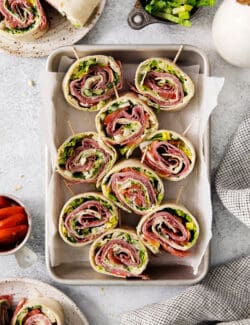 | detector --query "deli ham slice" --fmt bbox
[144,141,190,177]
[0,0,48,41]
[141,211,190,257]
[59,192,119,247]
[65,137,109,174]
[101,159,164,215]
[134,58,195,111]
[56,132,117,187]
[69,65,117,107]
[104,105,147,146]
[63,55,123,111]
[137,203,200,257]
[144,71,184,106]
[96,93,158,157]
[89,229,149,279]
[110,170,157,211]
[140,130,196,181]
